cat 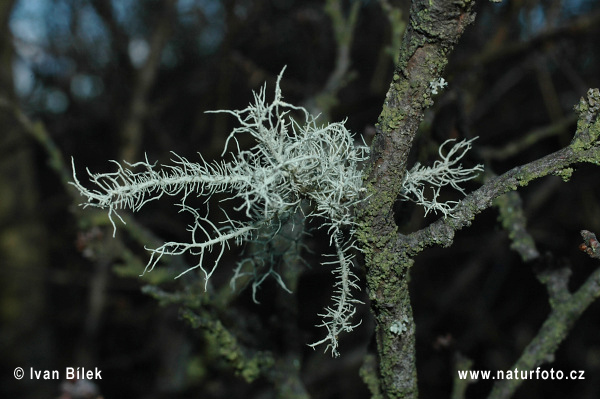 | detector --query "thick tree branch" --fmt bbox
[357,0,476,398]
[384,89,600,399]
